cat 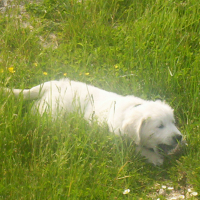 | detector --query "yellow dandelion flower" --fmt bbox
[33,63,38,67]
[0,69,4,73]
[43,72,48,75]
[63,73,67,76]
[85,72,90,76]
[8,67,15,73]
[114,65,119,69]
